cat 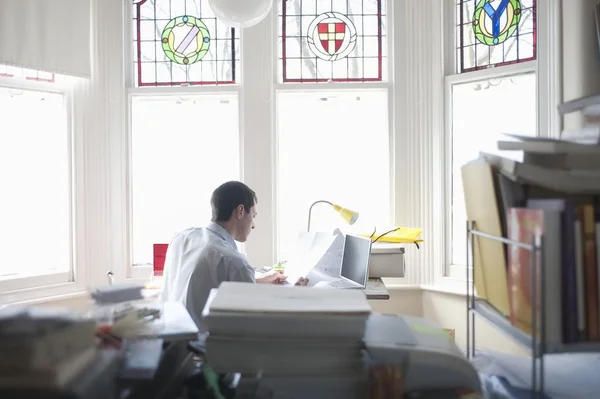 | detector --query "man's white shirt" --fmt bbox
[161,222,255,332]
